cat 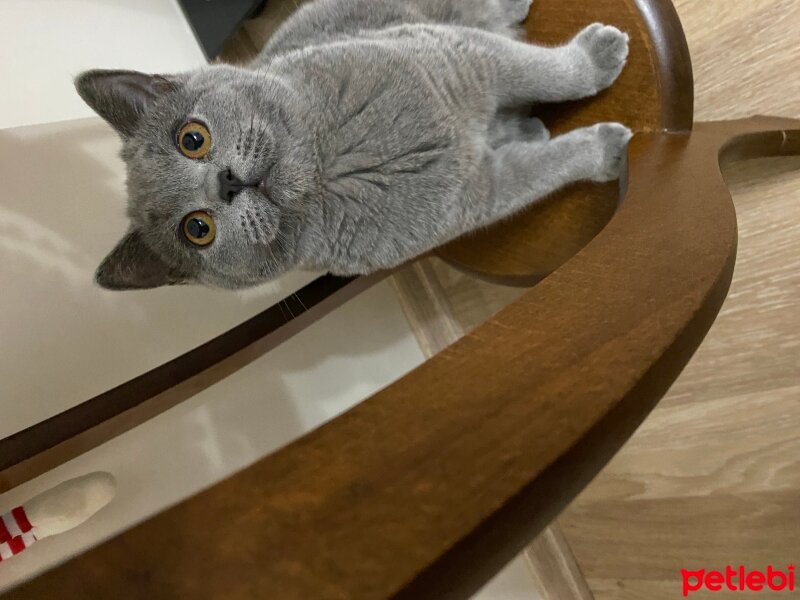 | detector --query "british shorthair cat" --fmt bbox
[76,0,630,290]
